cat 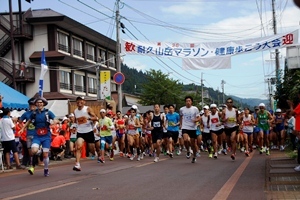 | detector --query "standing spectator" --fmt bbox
[19,60,27,77]
[0,108,25,170]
